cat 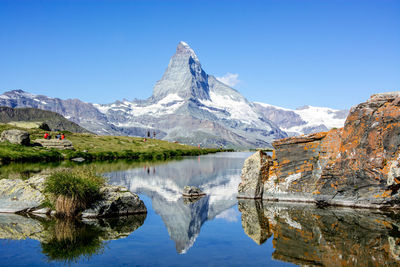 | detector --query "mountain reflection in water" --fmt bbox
[238,200,400,266]
[106,152,250,253]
